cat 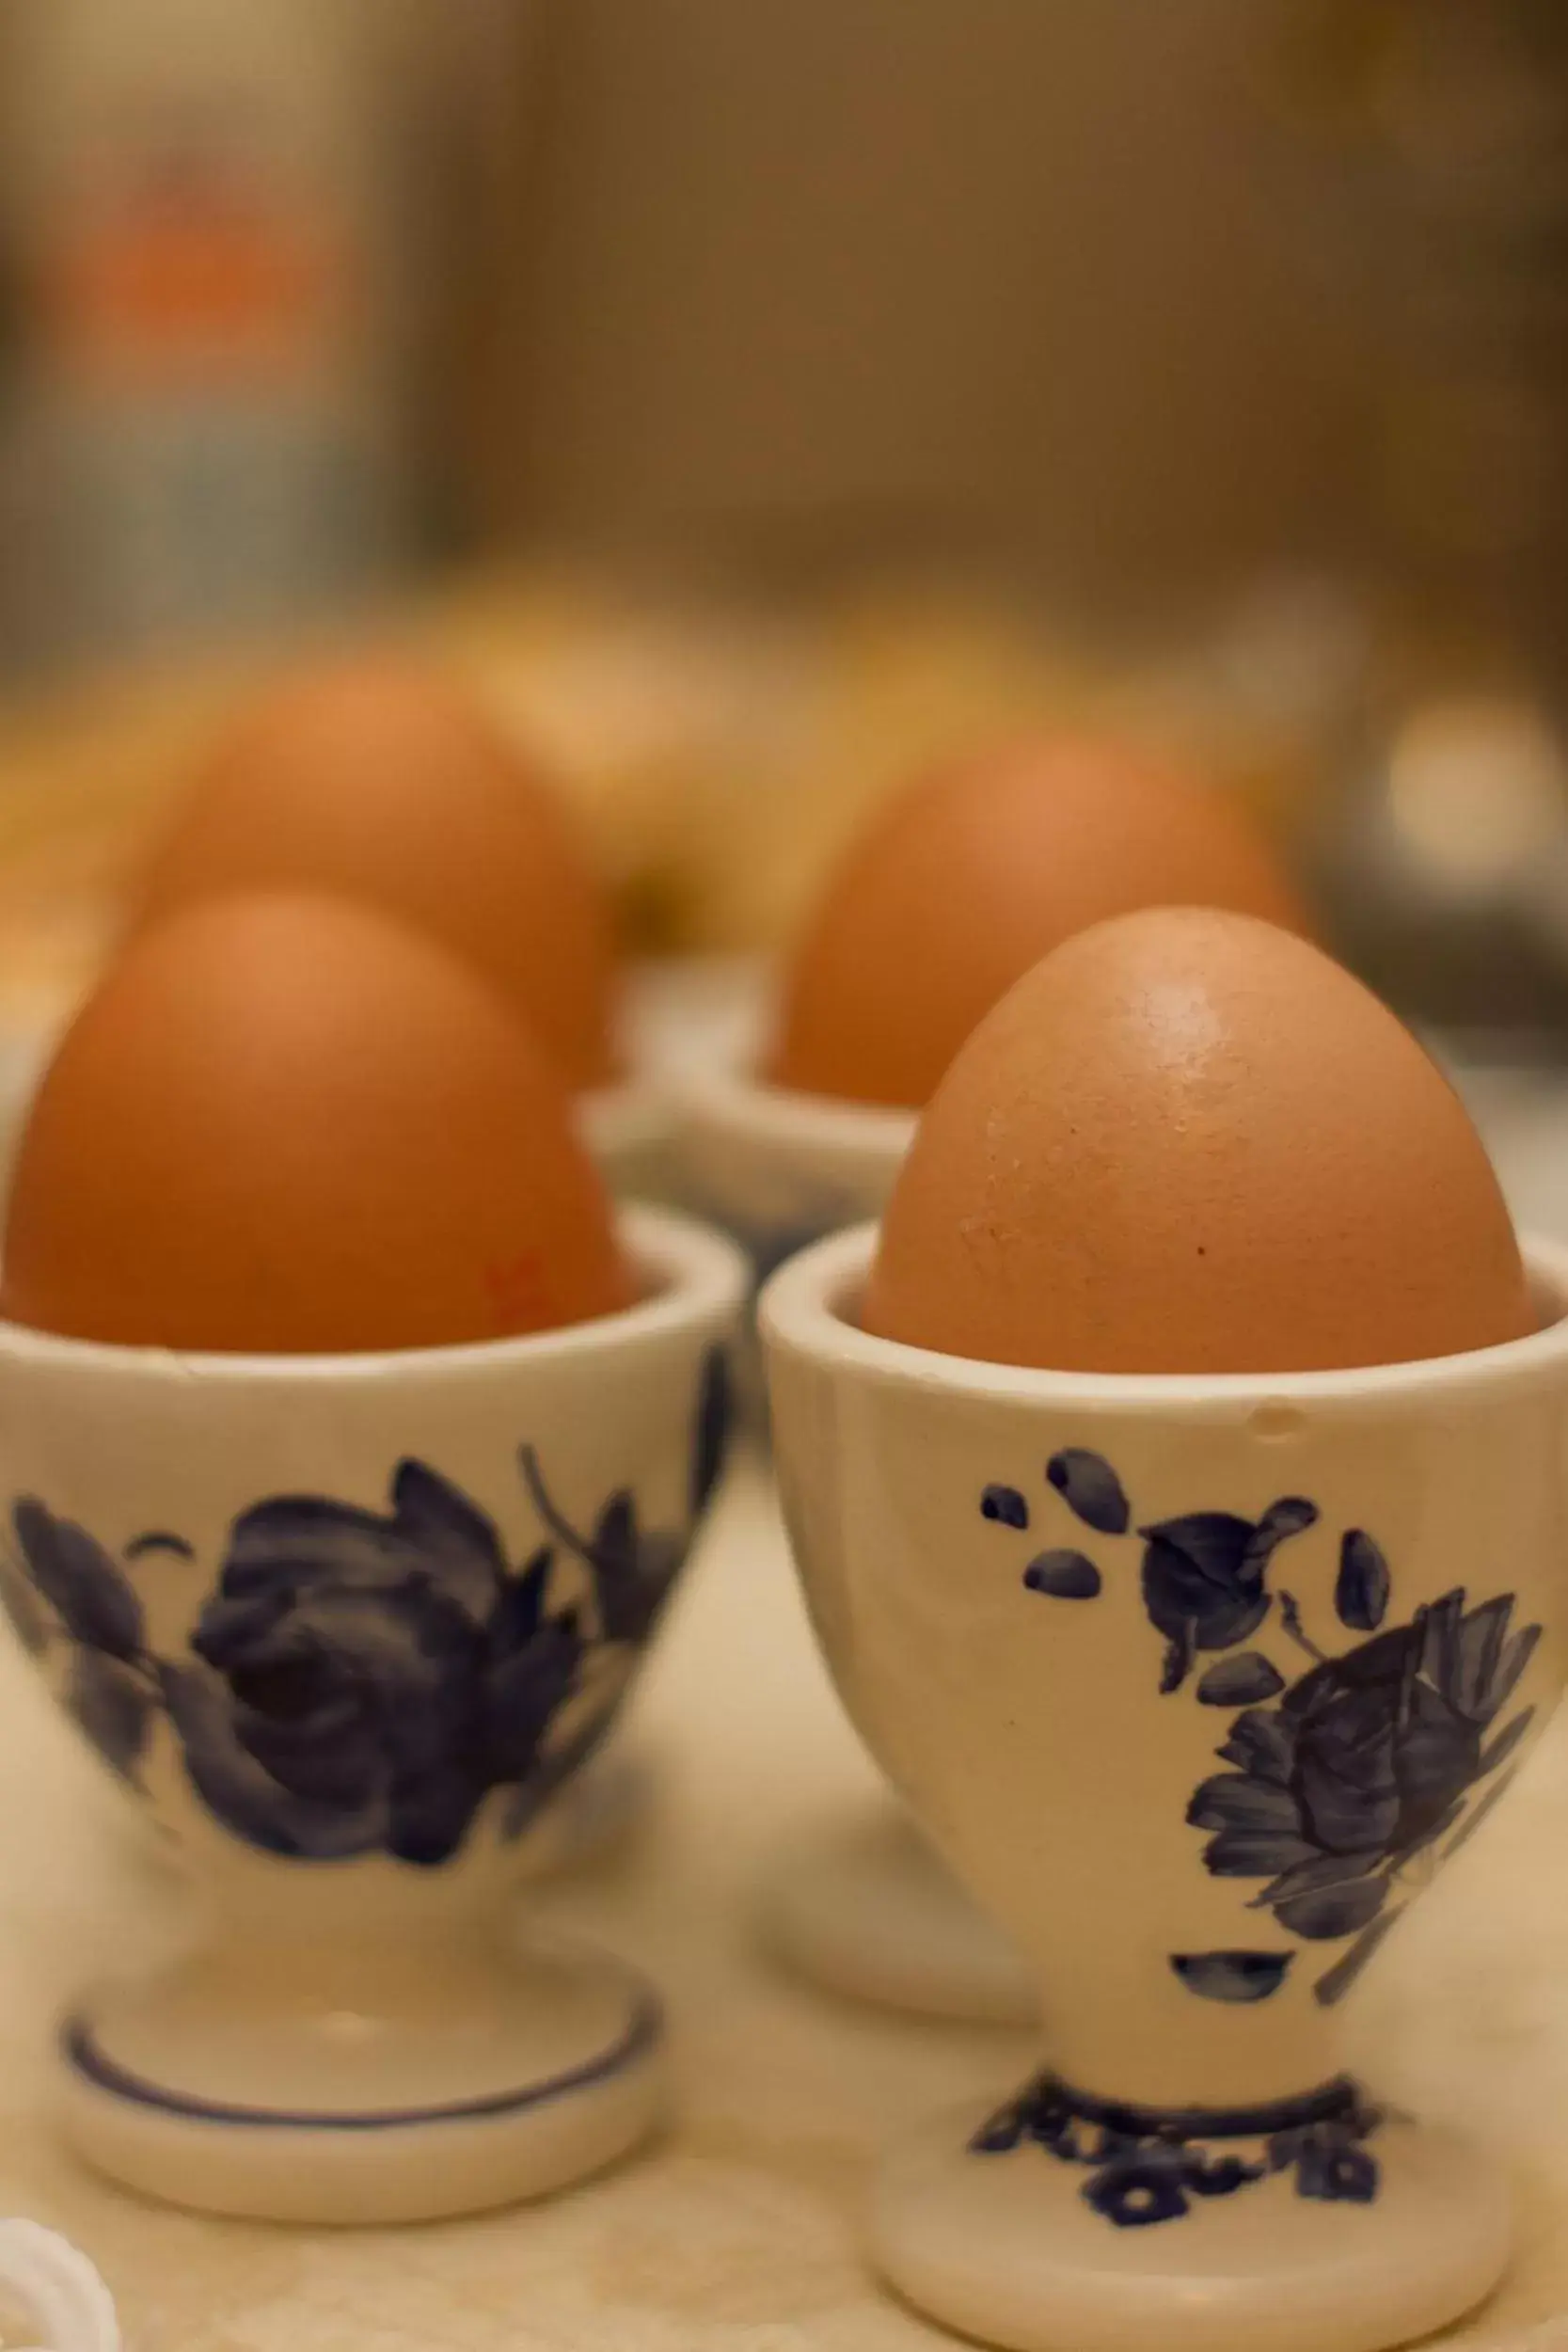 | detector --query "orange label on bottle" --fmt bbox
[47,155,339,382]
